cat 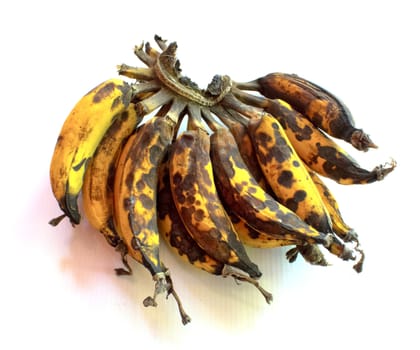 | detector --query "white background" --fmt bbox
[1,0,419,349]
